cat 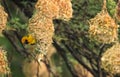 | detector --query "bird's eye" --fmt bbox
[24,40,29,44]
[21,36,28,44]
